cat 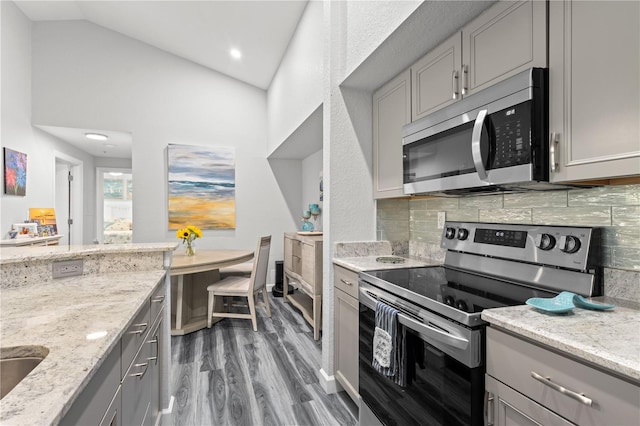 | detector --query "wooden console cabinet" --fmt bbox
[283,232,323,340]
